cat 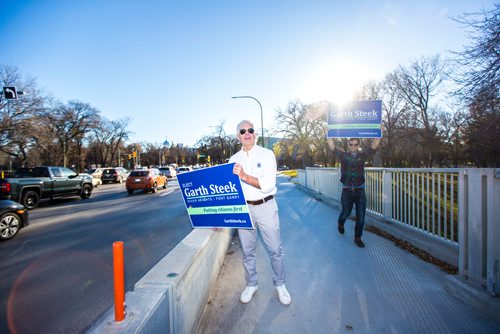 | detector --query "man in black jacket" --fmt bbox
[327,135,382,248]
